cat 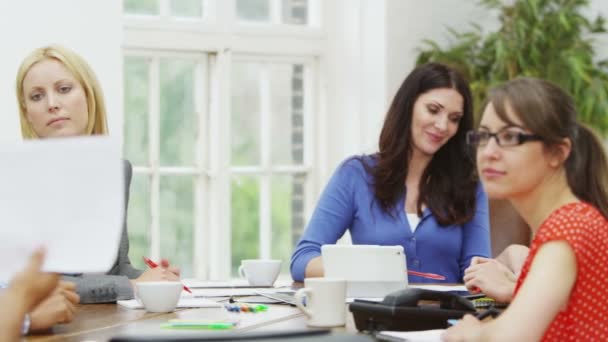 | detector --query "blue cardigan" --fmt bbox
[290,155,491,283]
